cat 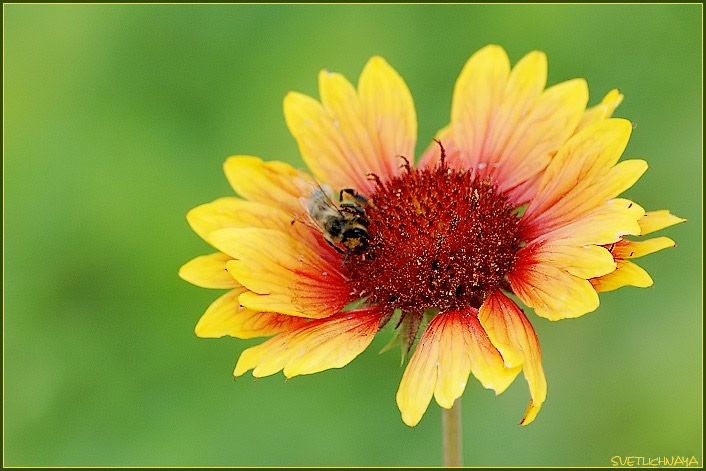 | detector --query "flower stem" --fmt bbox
[442,398,463,467]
